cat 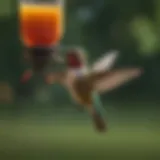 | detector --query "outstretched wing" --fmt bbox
[94,68,142,94]
[92,50,119,73]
